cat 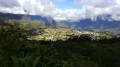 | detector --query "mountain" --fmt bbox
[60,15,120,30]
[0,12,56,26]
